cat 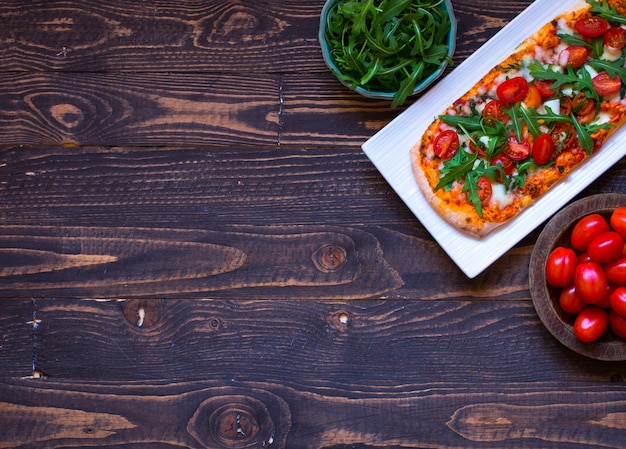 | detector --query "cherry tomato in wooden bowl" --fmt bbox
[529,194,626,361]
